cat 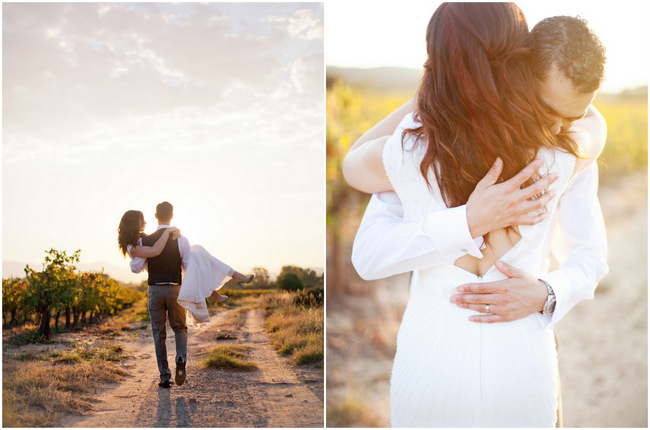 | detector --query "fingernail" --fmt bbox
[457,286,465,292]
[450,296,457,303]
